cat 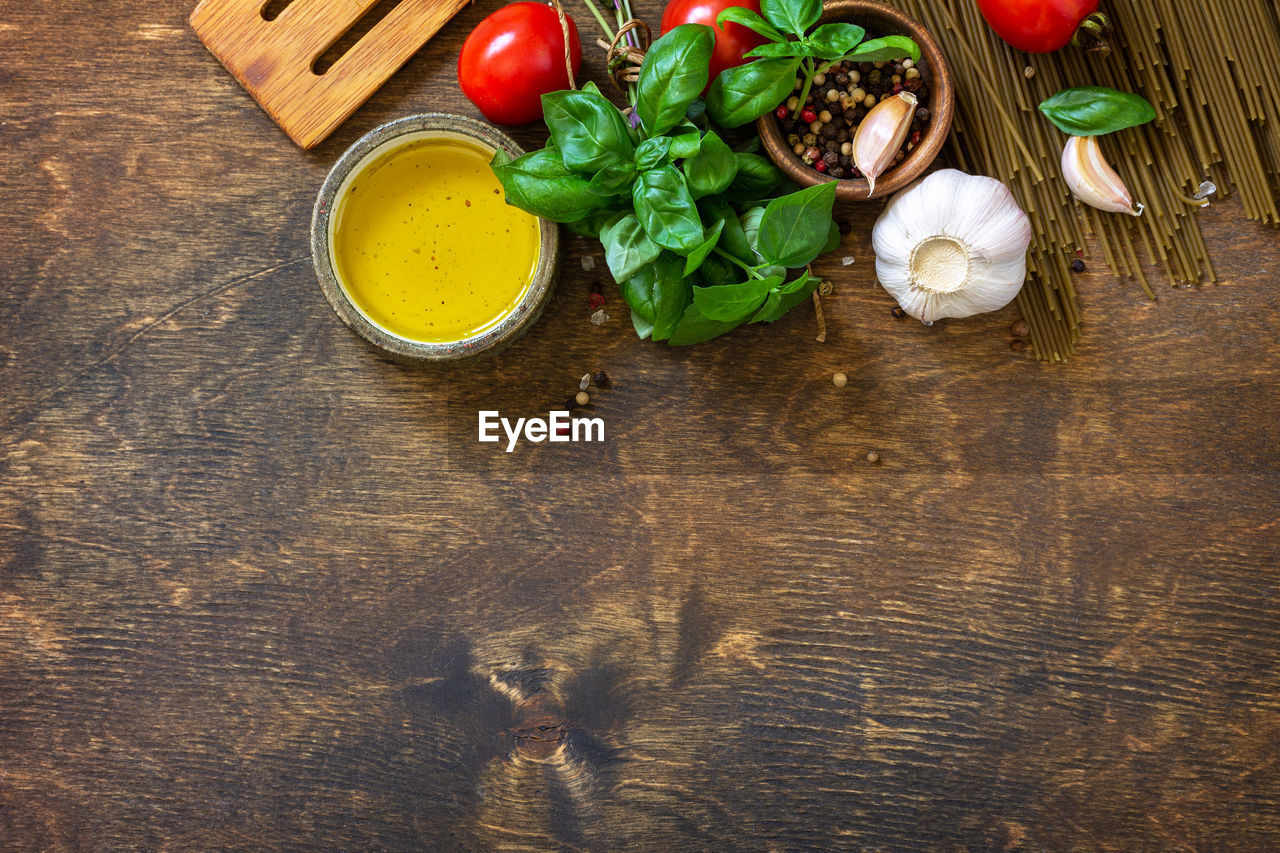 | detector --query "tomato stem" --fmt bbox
[1071,12,1112,58]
